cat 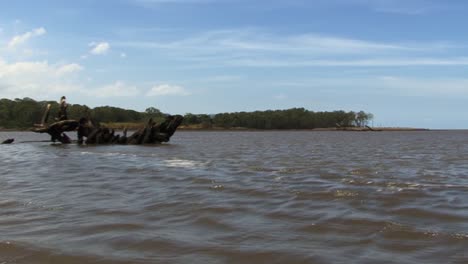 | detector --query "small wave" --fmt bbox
[163,159,206,169]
